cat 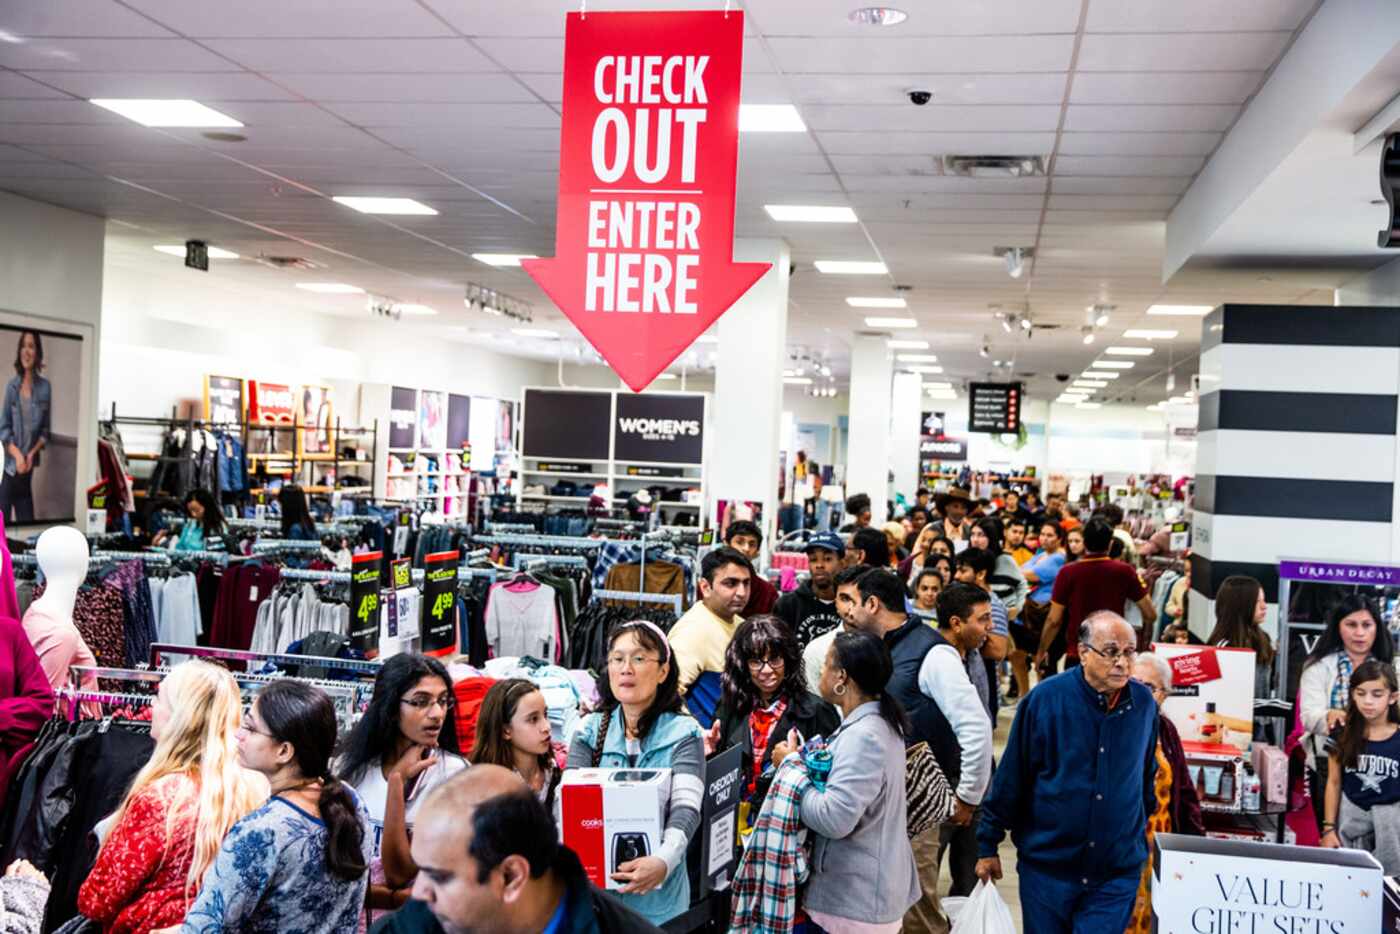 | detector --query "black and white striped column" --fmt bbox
[1190,303,1400,636]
